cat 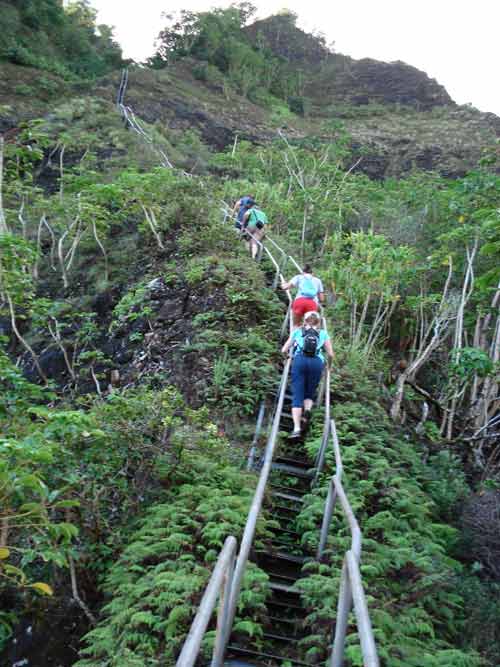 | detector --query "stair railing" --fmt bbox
[114,74,378,663]
[313,311,331,480]
[175,241,293,666]
[222,268,293,647]
[116,68,177,170]
[314,366,331,480]
[246,401,266,470]
[176,535,237,667]
[317,418,379,667]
